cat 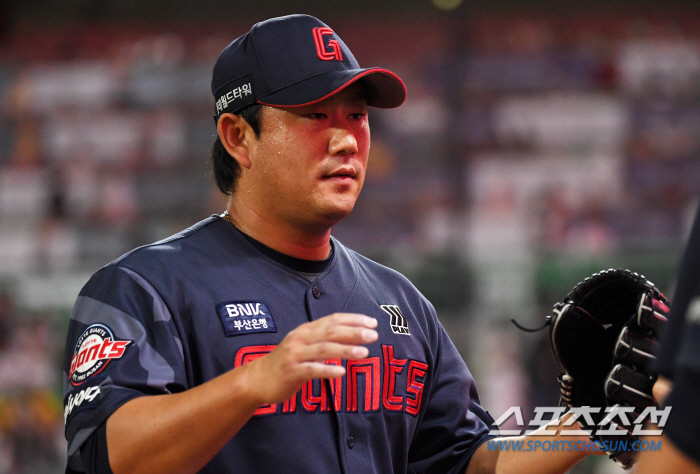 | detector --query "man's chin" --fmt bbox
[320,208,353,227]
[312,202,356,229]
